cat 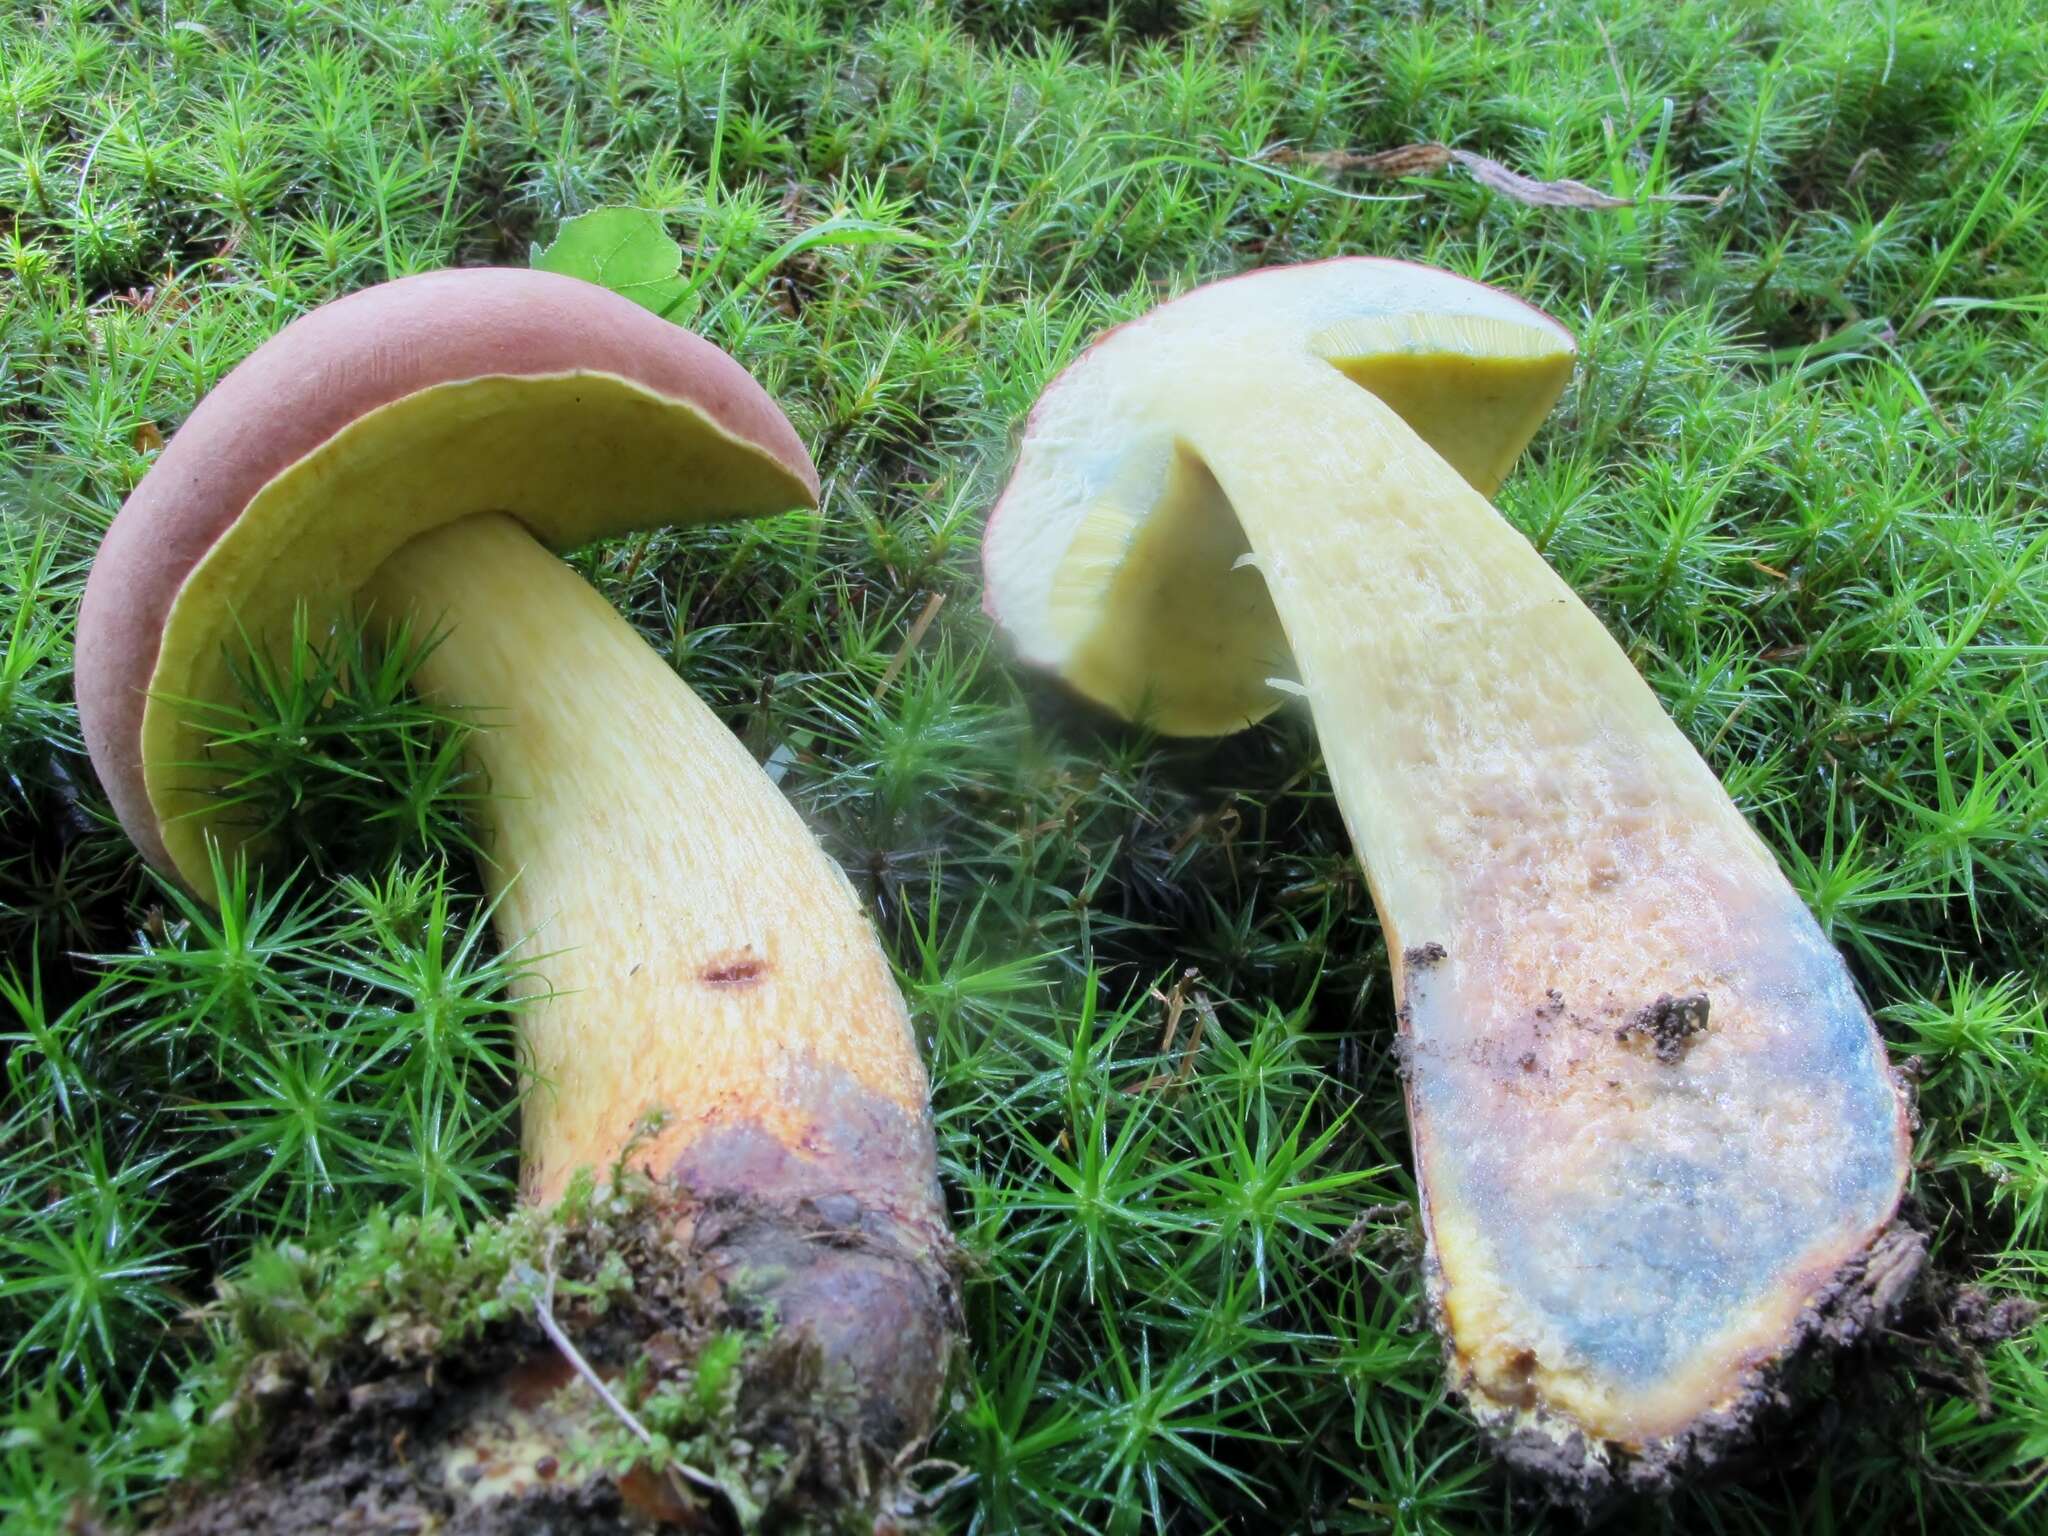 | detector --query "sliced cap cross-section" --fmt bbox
[984,258,1576,736]
[981,258,1911,1487]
